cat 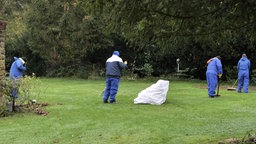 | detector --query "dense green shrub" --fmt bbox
[224,66,237,81]
[0,78,12,117]
[0,74,42,116]
[250,69,256,85]
[17,74,42,105]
